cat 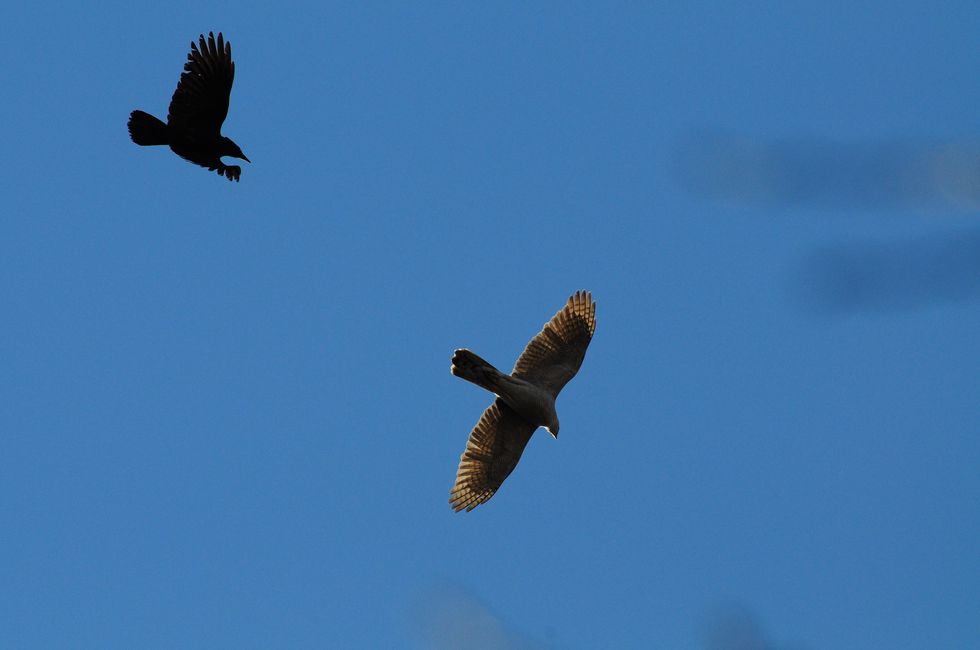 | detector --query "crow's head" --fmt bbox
[221,137,250,163]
